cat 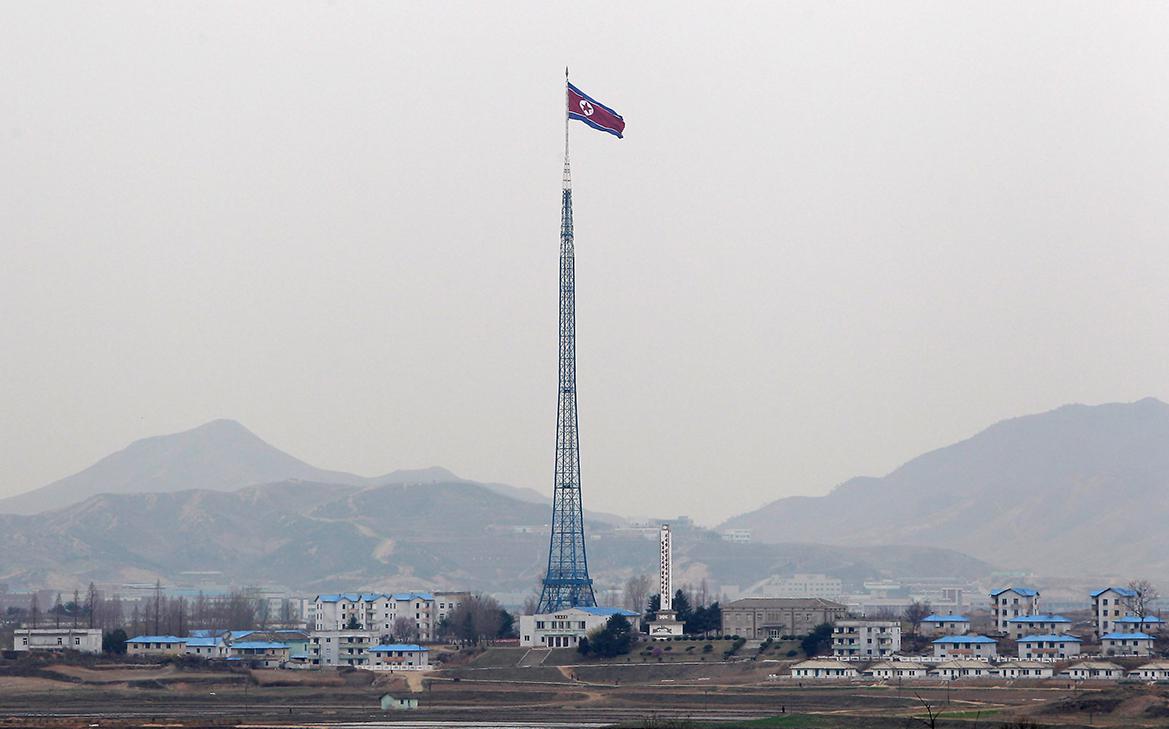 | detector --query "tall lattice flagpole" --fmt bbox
[537,68,597,613]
